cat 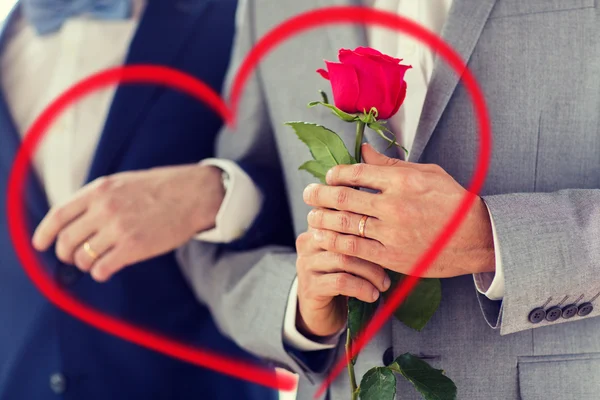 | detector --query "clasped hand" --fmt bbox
[295,144,495,337]
[31,165,224,282]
